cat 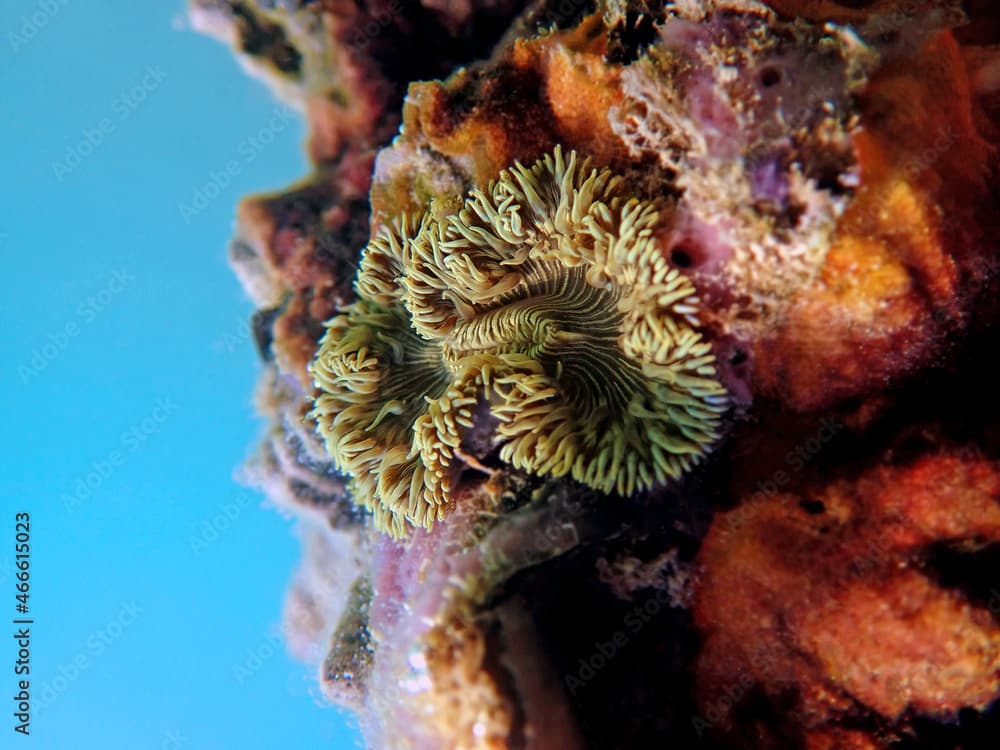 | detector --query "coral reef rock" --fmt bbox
[194,0,1000,747]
